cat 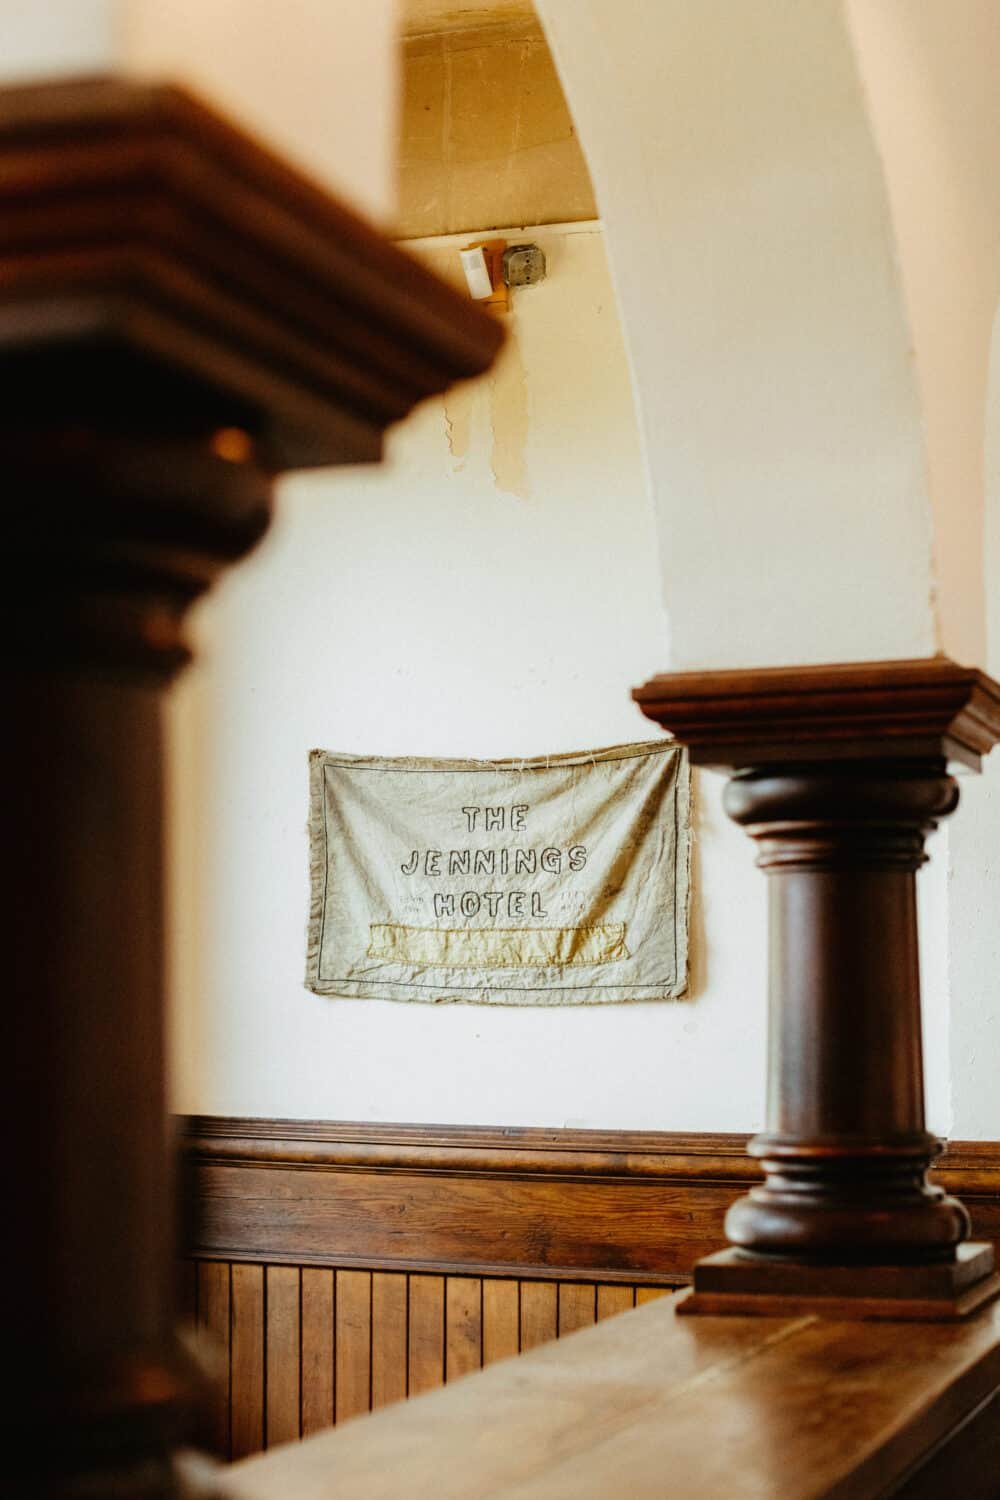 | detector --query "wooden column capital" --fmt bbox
[633,656,1000,771]
[0,75,503,467]
[2,76,503,681]
[635,658,1000,1319]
